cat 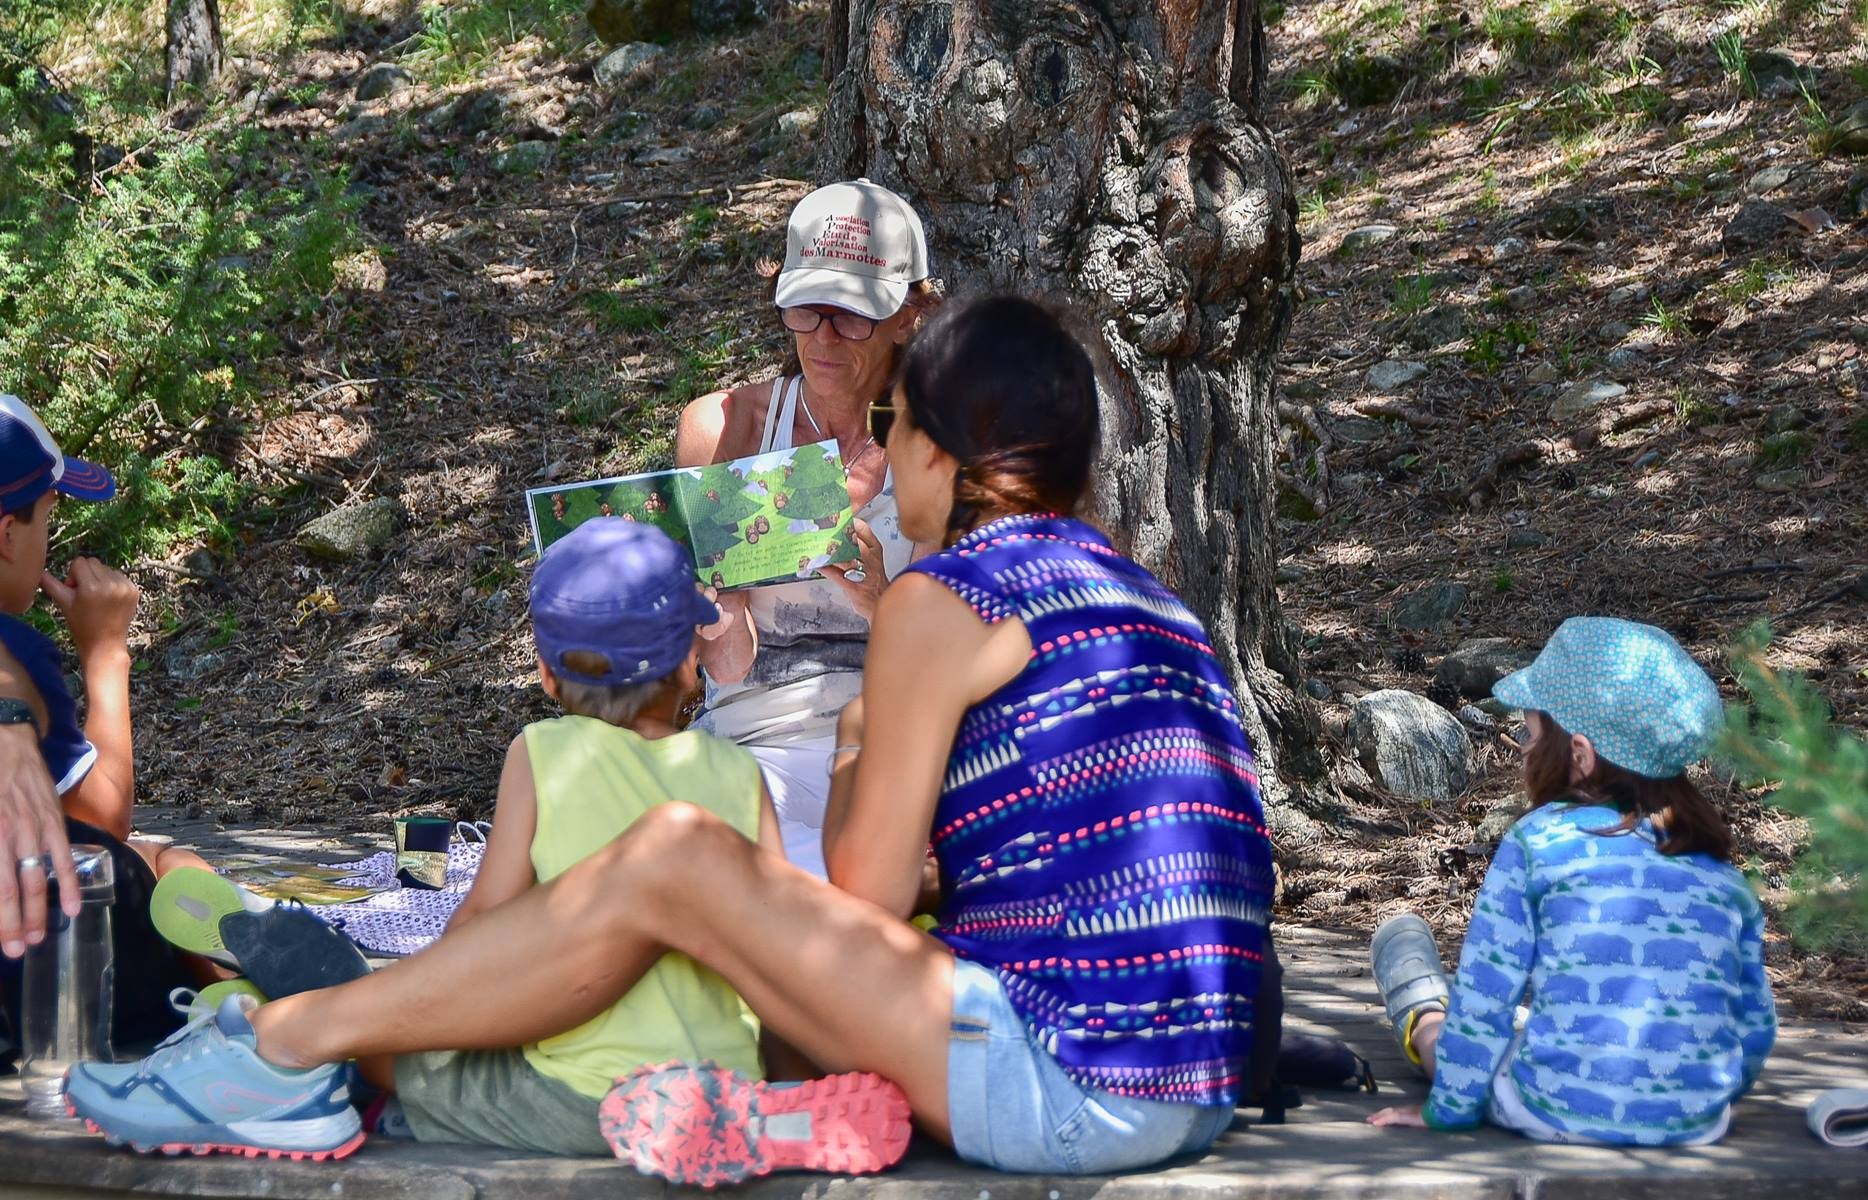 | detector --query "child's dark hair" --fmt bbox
[1525,712,1735,861]
[894,295,1100,548]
